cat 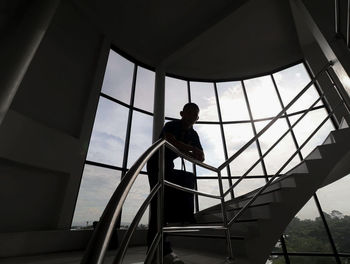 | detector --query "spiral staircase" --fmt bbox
[167,120,350,264]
